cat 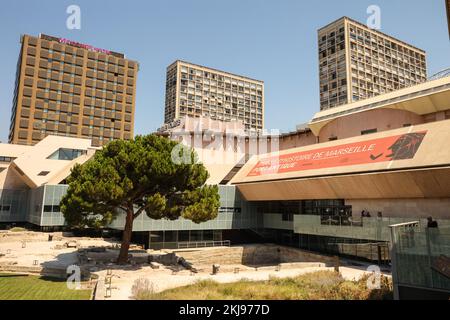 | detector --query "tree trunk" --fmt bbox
[117,209,134,264]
